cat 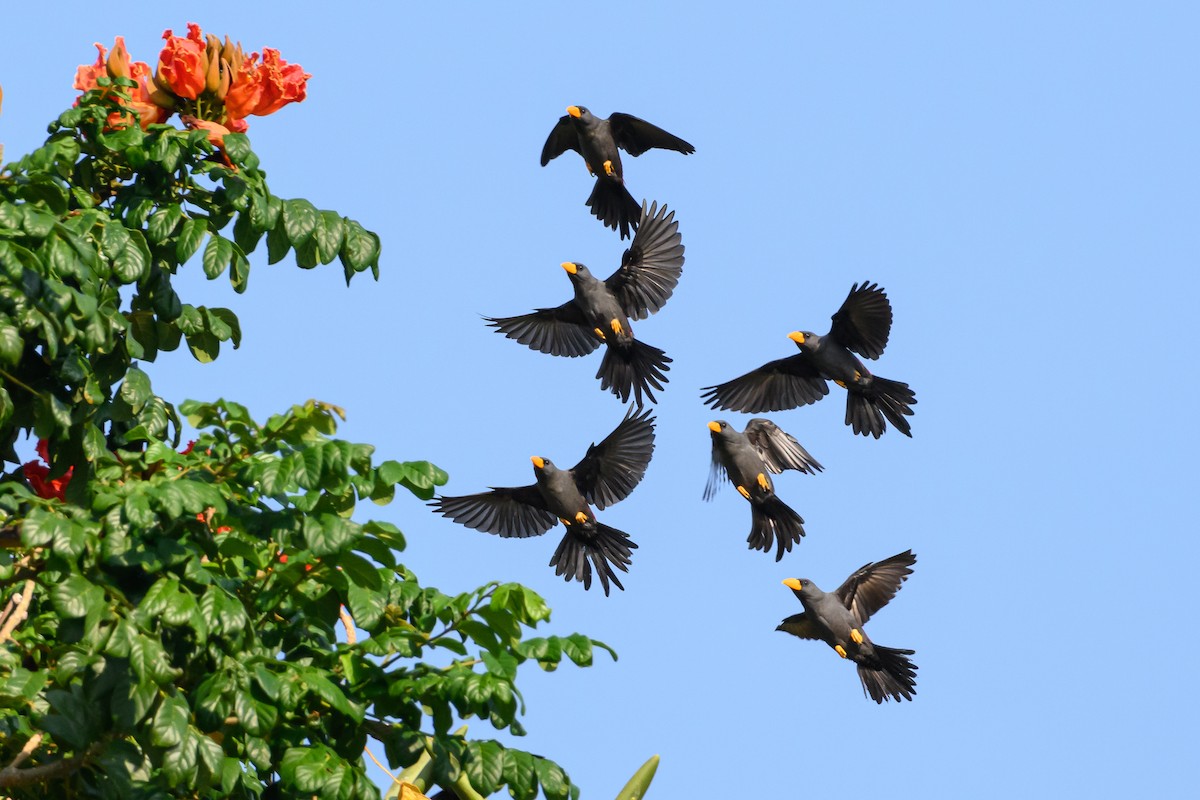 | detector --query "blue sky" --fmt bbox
[3,2,1198,796]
